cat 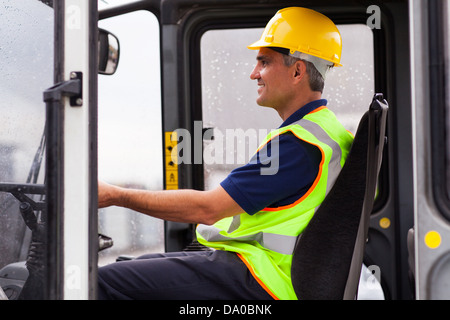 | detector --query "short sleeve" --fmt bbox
[220,132,322,215]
